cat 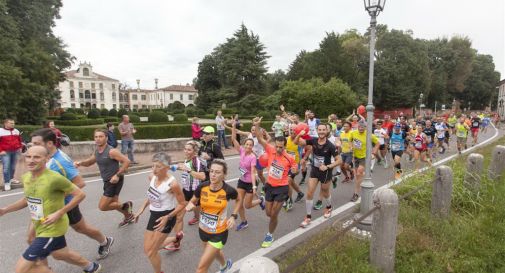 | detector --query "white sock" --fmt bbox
[306,200,313,216]
[325,196,332,208]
